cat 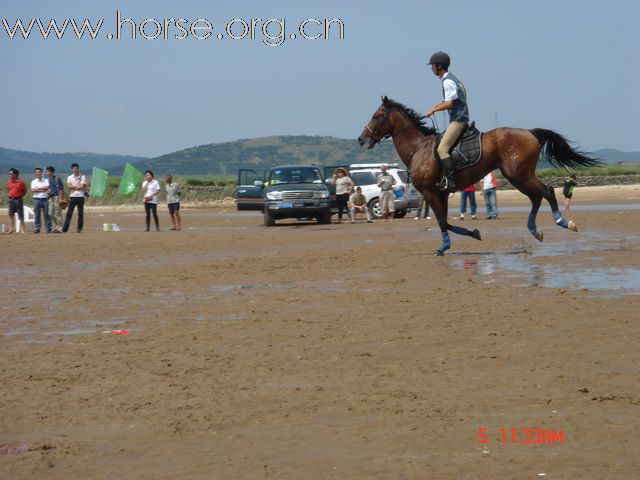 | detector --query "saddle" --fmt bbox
[434,122,483,170]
